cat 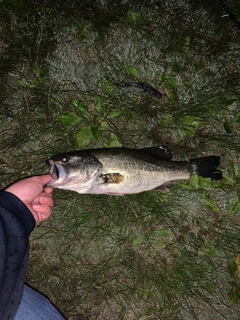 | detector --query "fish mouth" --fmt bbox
[48,159,59,180]
[45,159,62,187]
